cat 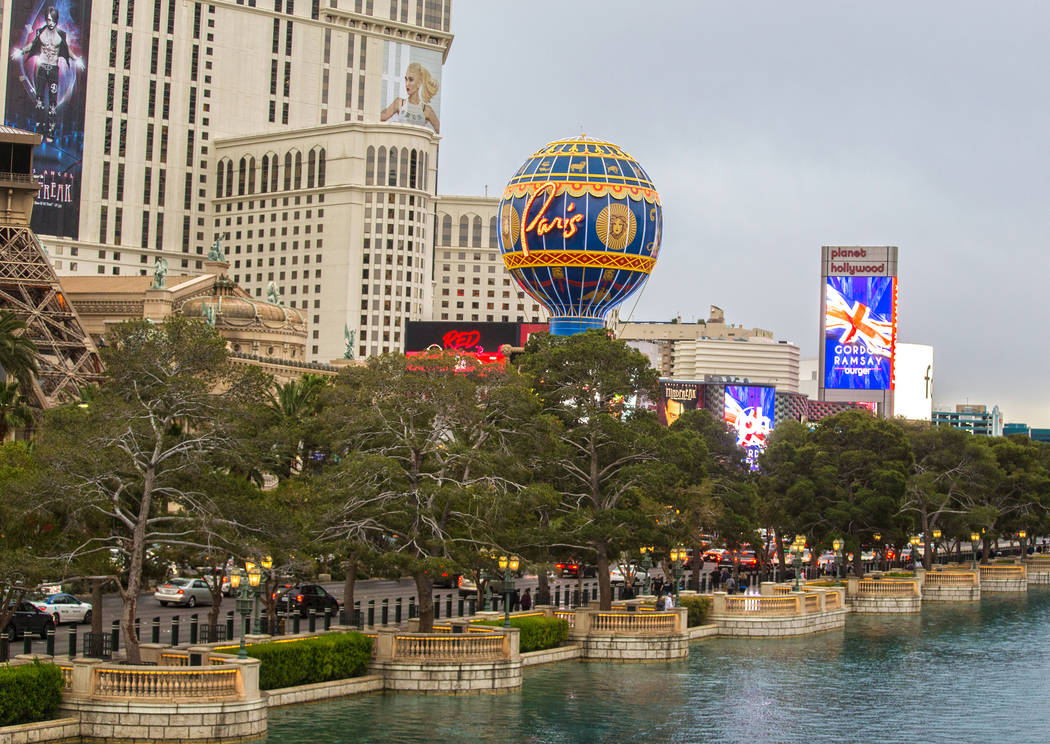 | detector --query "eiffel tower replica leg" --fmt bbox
[0,128,102,407]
